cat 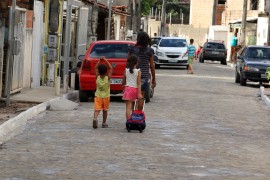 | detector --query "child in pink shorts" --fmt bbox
[122,55,143,120]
